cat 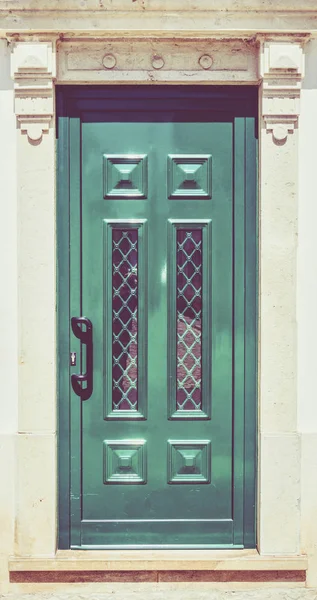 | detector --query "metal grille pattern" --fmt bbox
[176,229,202,411]
[112,229,138,410]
